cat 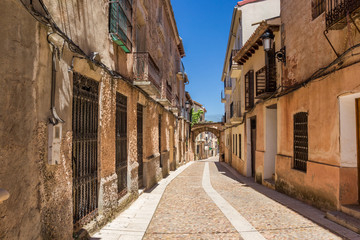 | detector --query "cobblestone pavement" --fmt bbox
[144,156,346,240]
[143,161,241,239]
[208,159,342,240]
